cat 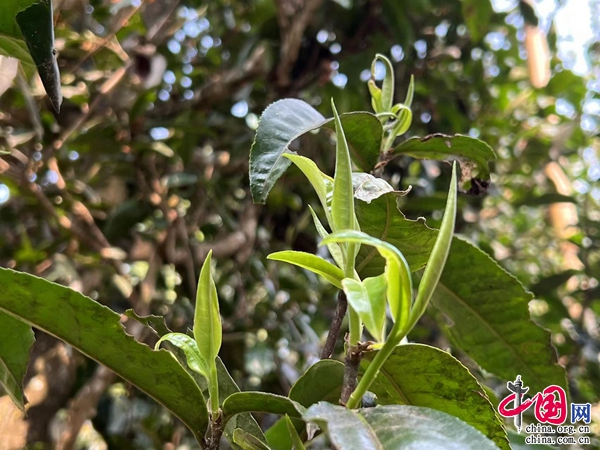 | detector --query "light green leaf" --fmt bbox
[267,251,344,288]
[194,250,221,367]
[0,267,208,442]
[155,332,209,378]
[361,344,509,450]
[392,134,496,181]
[265,418,293,450]
[330,100,356,233]
[342,275,387,342]
[304,402,500,450]
[322,231,412,330]
[408,162,457,330]
[284,154,334,224]
[0,311,34,410]
[234,429,273,450]
[373,54,395,112]
[308,205,344,267]
[289,359,345,407]
[223,392,305,420]
[285,415,306,450]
